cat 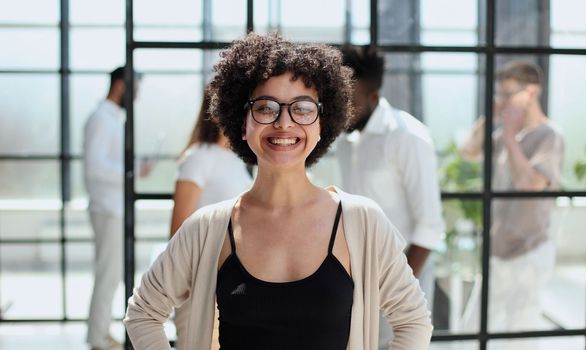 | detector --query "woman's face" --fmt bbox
[244,72,321,170]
